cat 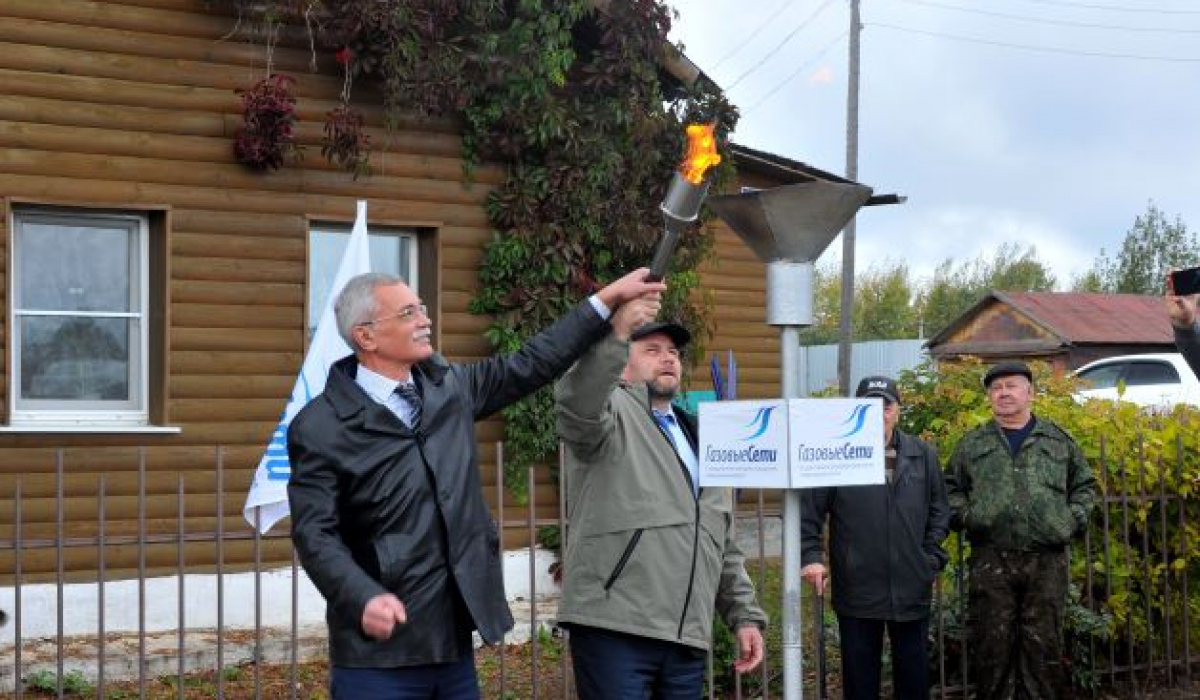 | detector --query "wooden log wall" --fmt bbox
[0,0,784,581]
